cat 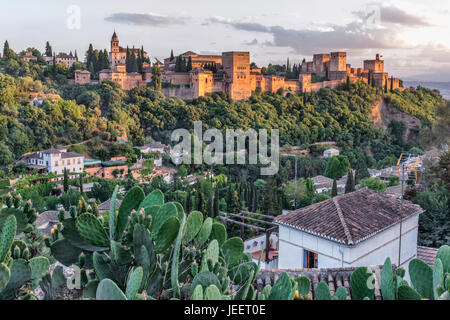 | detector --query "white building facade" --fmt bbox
[23,148,84,175]
[275,188,423,279]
